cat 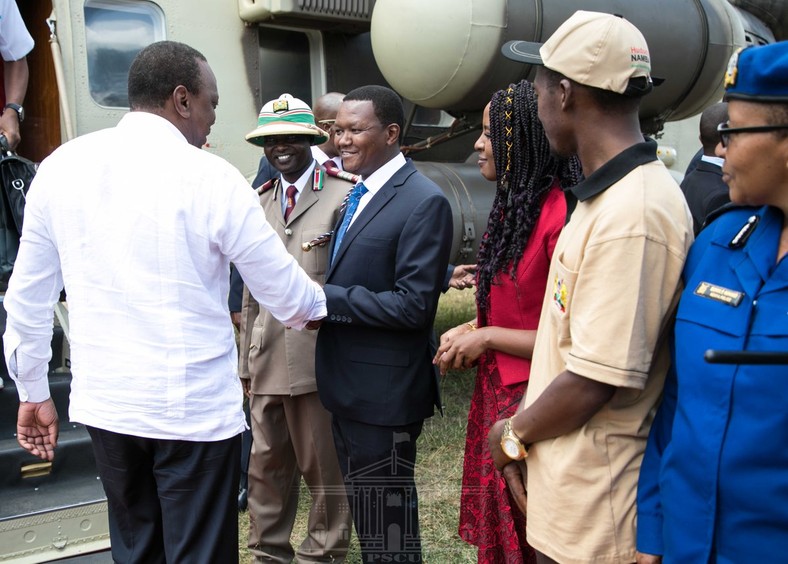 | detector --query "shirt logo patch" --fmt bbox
[553,276,568,313]
[694,281,744,307]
